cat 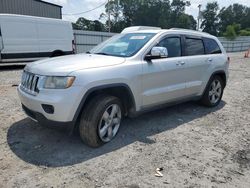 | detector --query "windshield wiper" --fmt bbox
[94,52,111,56]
